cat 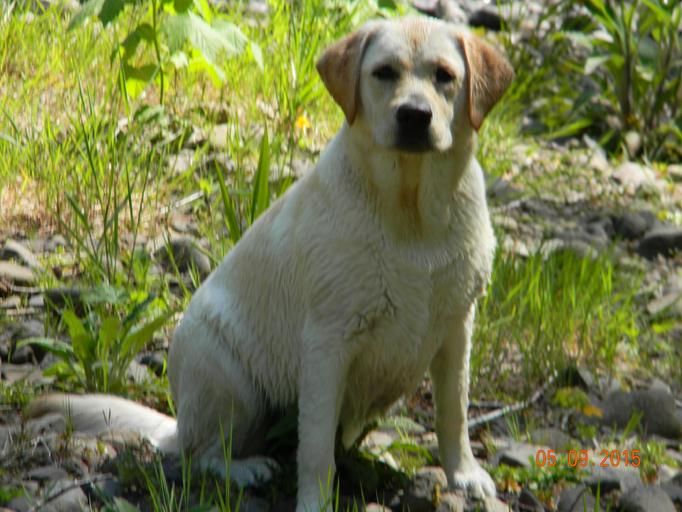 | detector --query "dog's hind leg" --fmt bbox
[169,314,276,487]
